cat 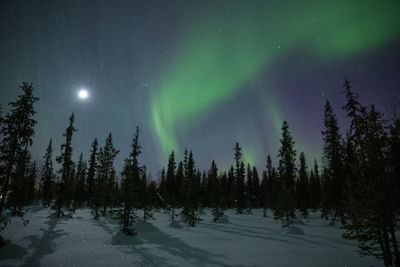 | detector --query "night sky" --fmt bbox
[1,0,400,176]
